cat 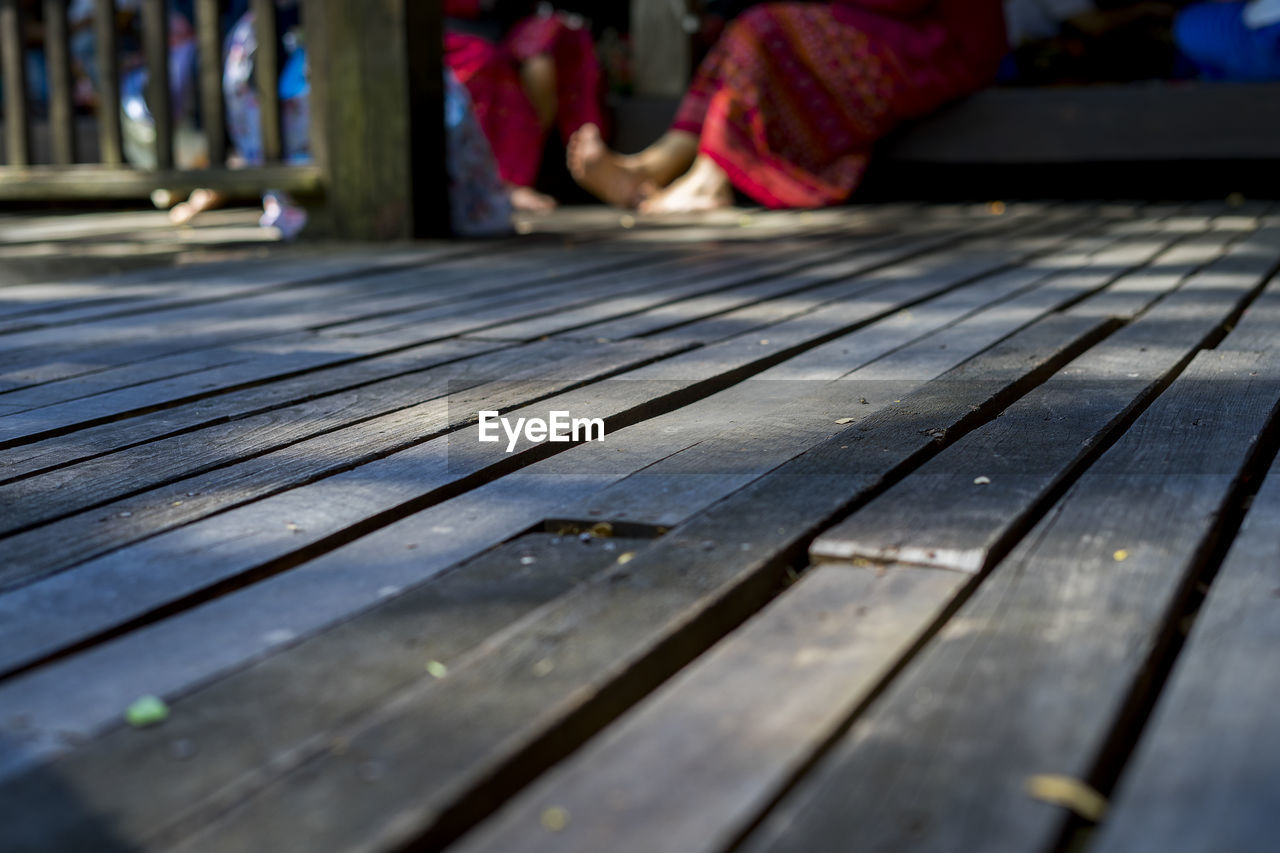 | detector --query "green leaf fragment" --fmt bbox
[125,695,169,728]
